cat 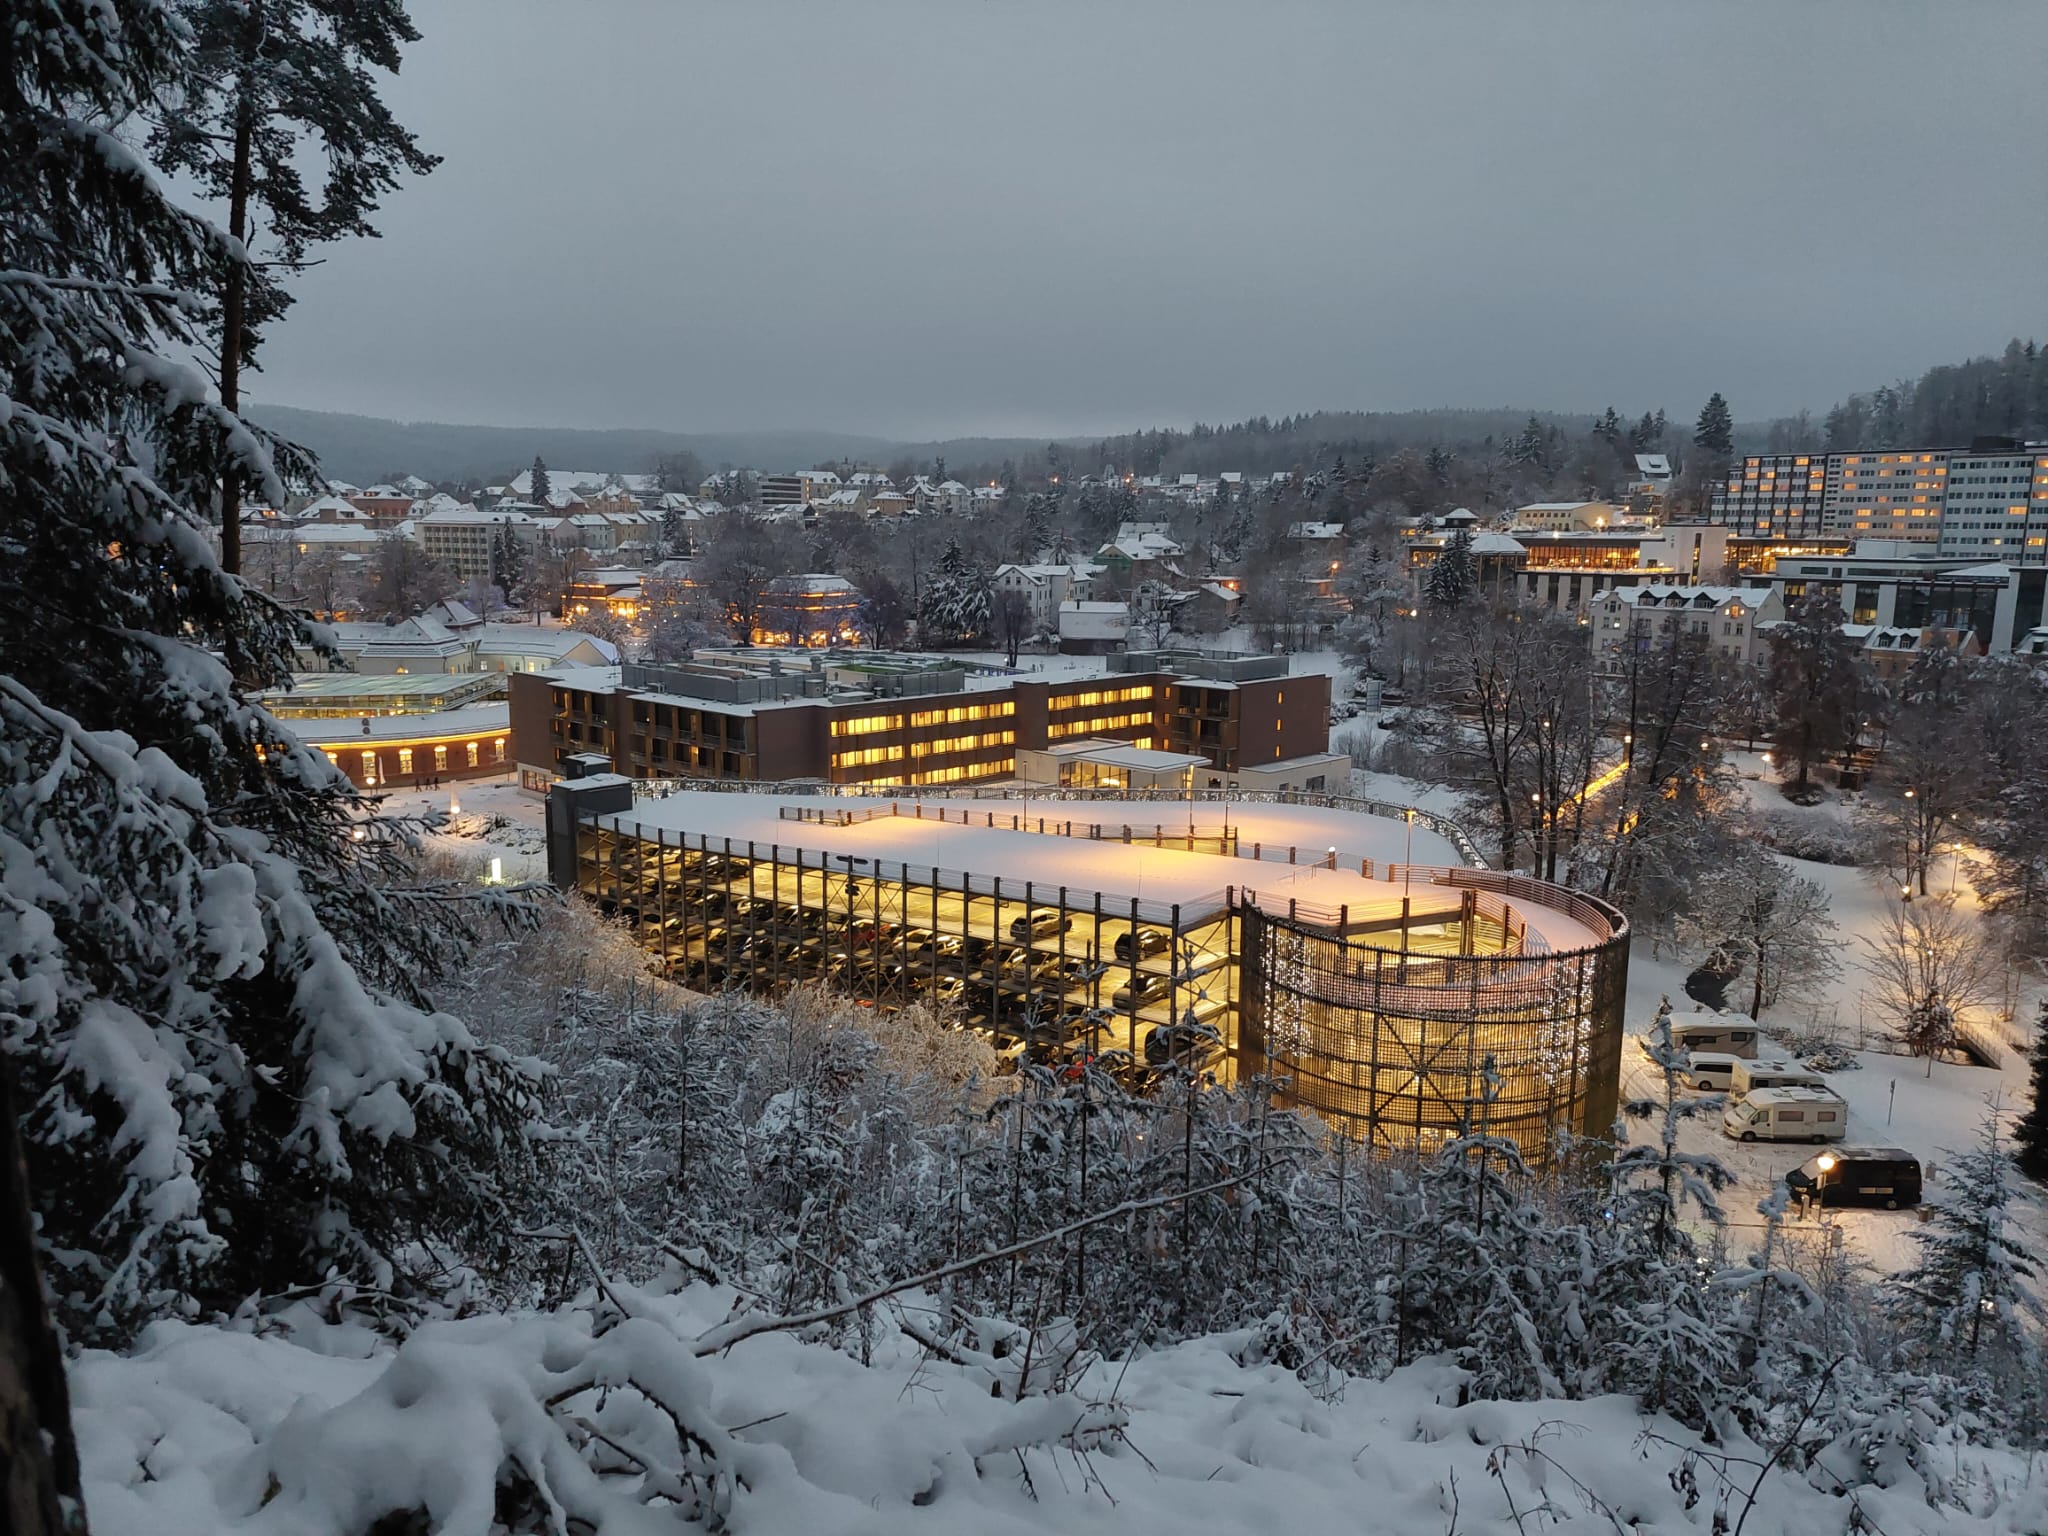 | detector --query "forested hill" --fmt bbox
[259,335,2043,487]
[1081,338,2047,478]
[247,404,1059,488]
